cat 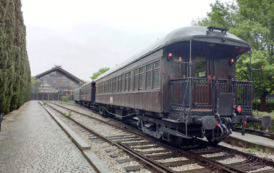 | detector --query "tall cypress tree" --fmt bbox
[0,0,31,114]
